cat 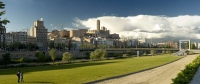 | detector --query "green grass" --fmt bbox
[0,54,181,84]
